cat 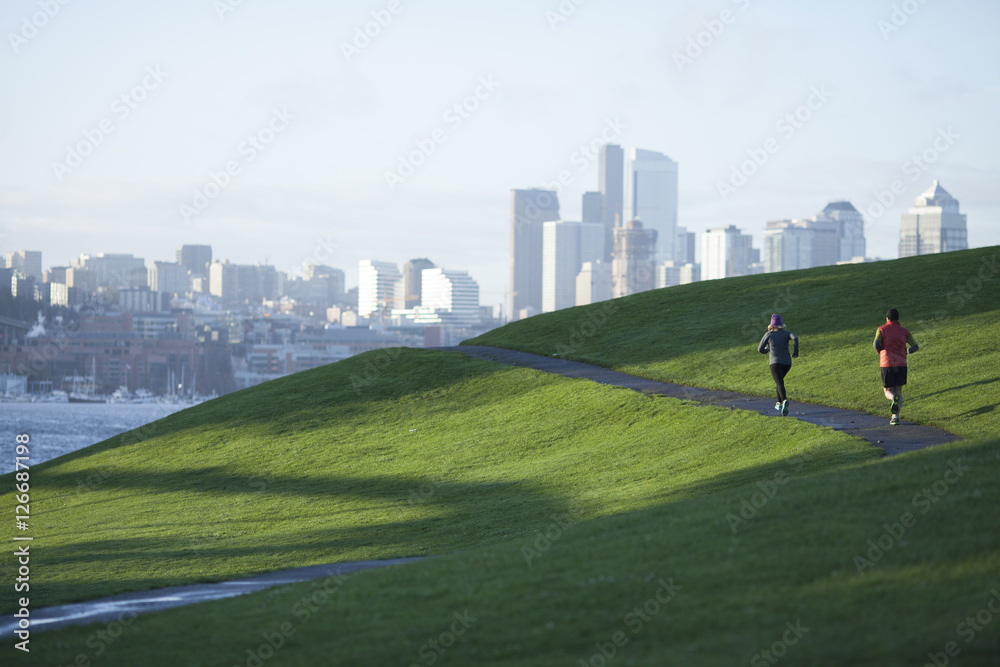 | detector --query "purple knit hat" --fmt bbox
[770,314,783,327]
